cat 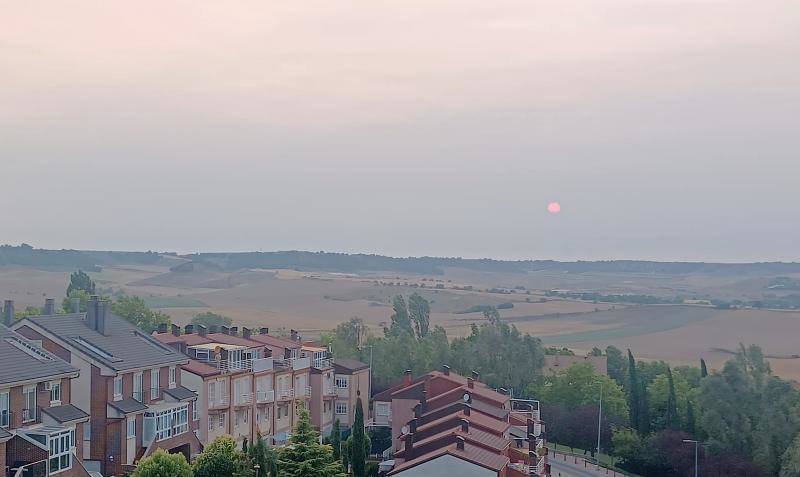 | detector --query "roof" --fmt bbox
[416,410,510,436]
[205,332,265,348]
[248,333,301,350]
[400,427,509,455]
[108,398,148,414]
[0,325,79,385]
[0,427,11,442]
[163,385,197,401]
[389,442,509,475]
[21,313,187,372]
[182,359,221,378]
[41,404,90,423]
[153,332,212,347]
[334,358,369,373]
